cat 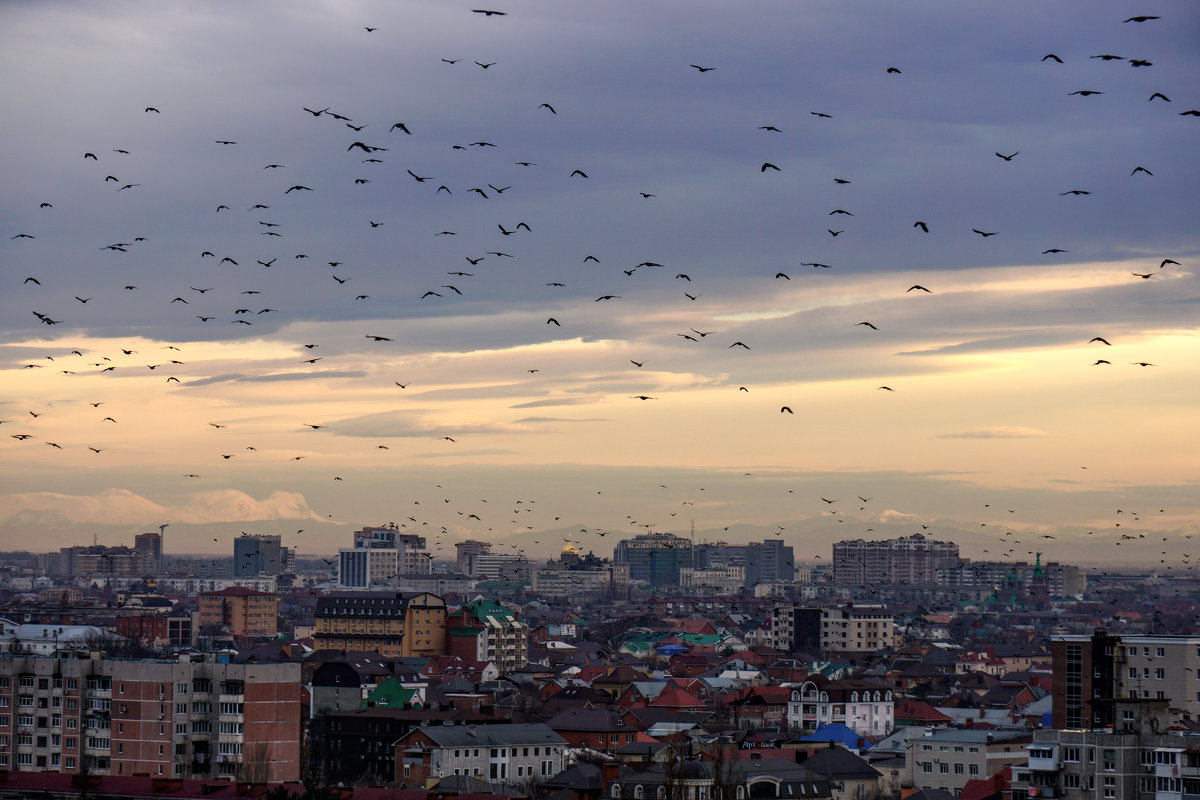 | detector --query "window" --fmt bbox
[1129,667,1138,679]
[969,764,979,776]
[939,763,949,774]
[954,764,964,775]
